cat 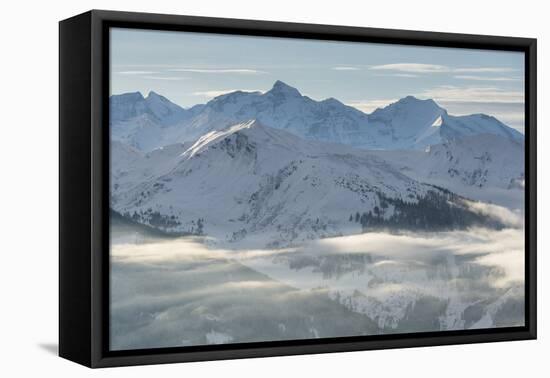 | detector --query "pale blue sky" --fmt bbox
[110,28,525,132]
